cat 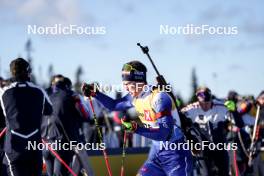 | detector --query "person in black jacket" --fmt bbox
[0,58,53,176]
[42,76,93,176]
[0,77,7,176]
